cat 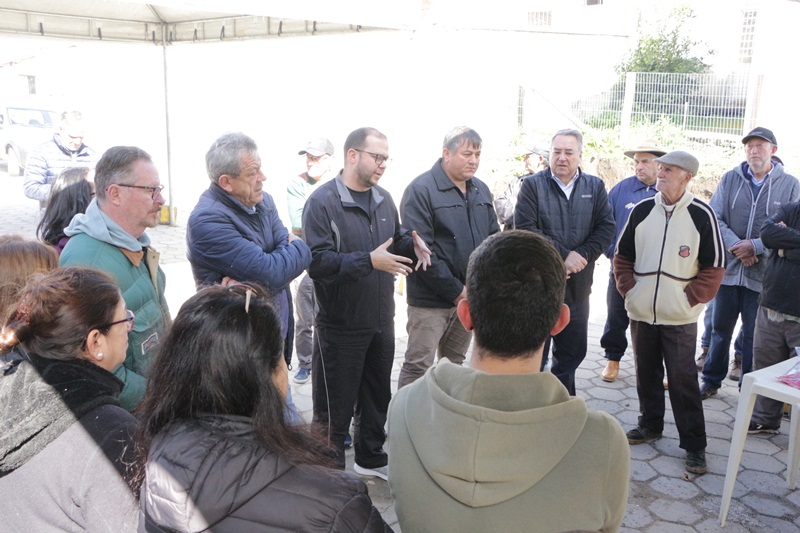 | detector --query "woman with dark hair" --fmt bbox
[36,166,93,254]
[135,284,391,533]
[0,267,139,532]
